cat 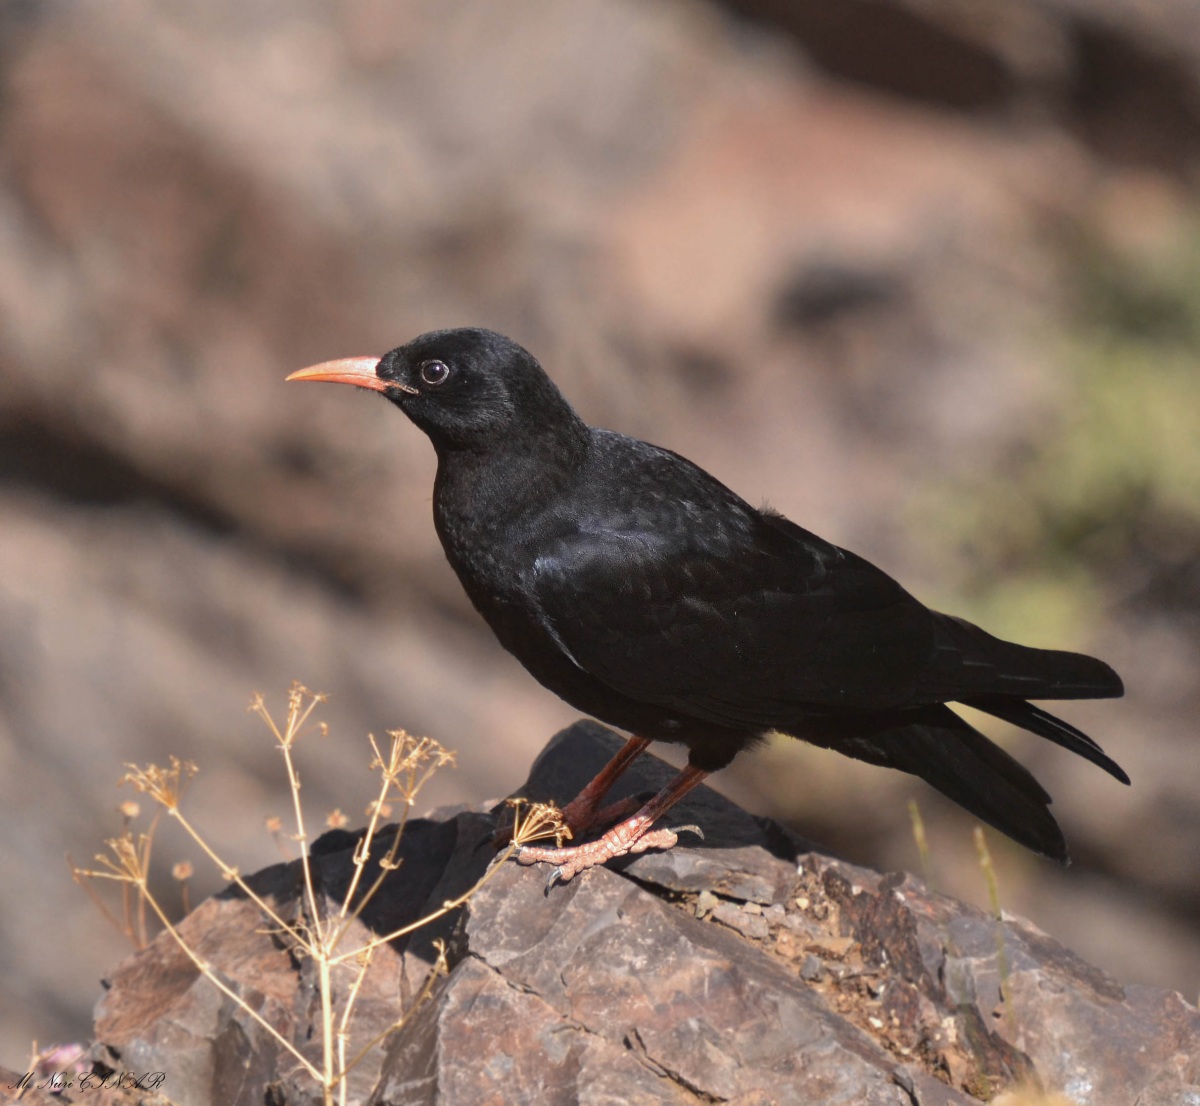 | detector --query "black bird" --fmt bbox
[288,328,1127,884]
